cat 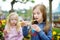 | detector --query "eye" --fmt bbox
[15,19,17,21]
[10,19,13,20]
[37,12,40,15]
